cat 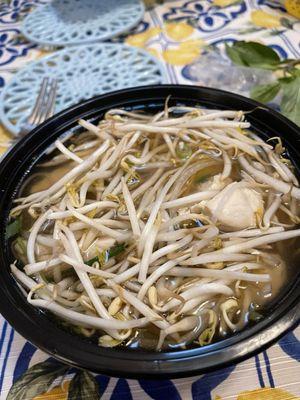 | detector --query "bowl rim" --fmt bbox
[0,84,299,379]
